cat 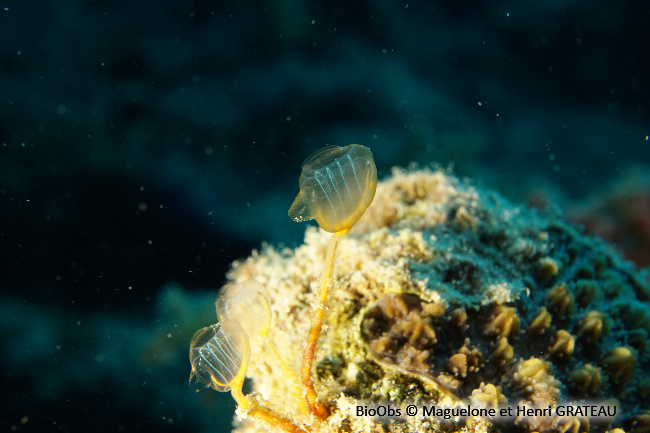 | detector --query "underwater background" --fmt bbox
[1,1,649,432]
